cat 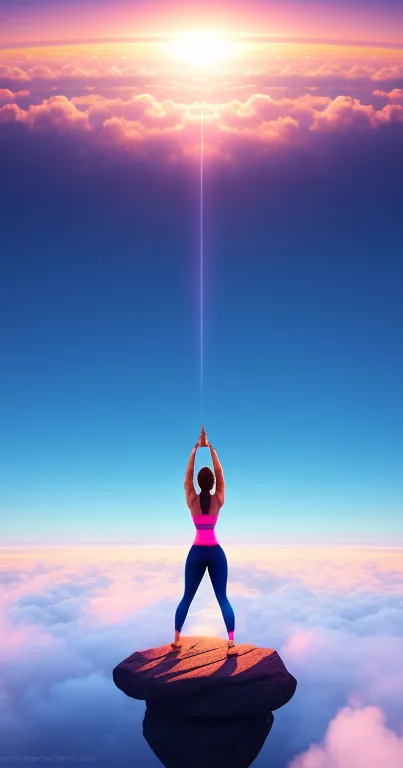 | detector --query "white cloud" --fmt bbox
[1,545,403,765]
